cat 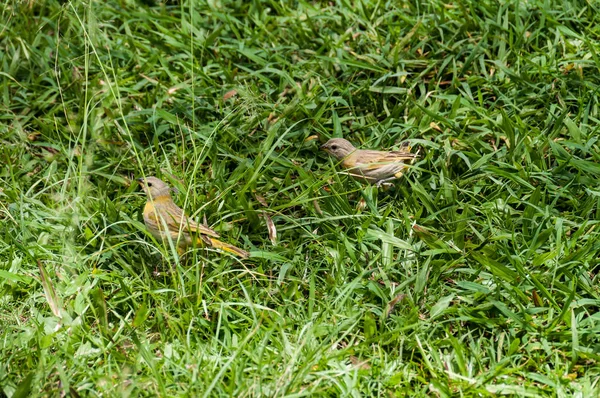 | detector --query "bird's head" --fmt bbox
[320,138,356,160]
[137,176,172,200]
